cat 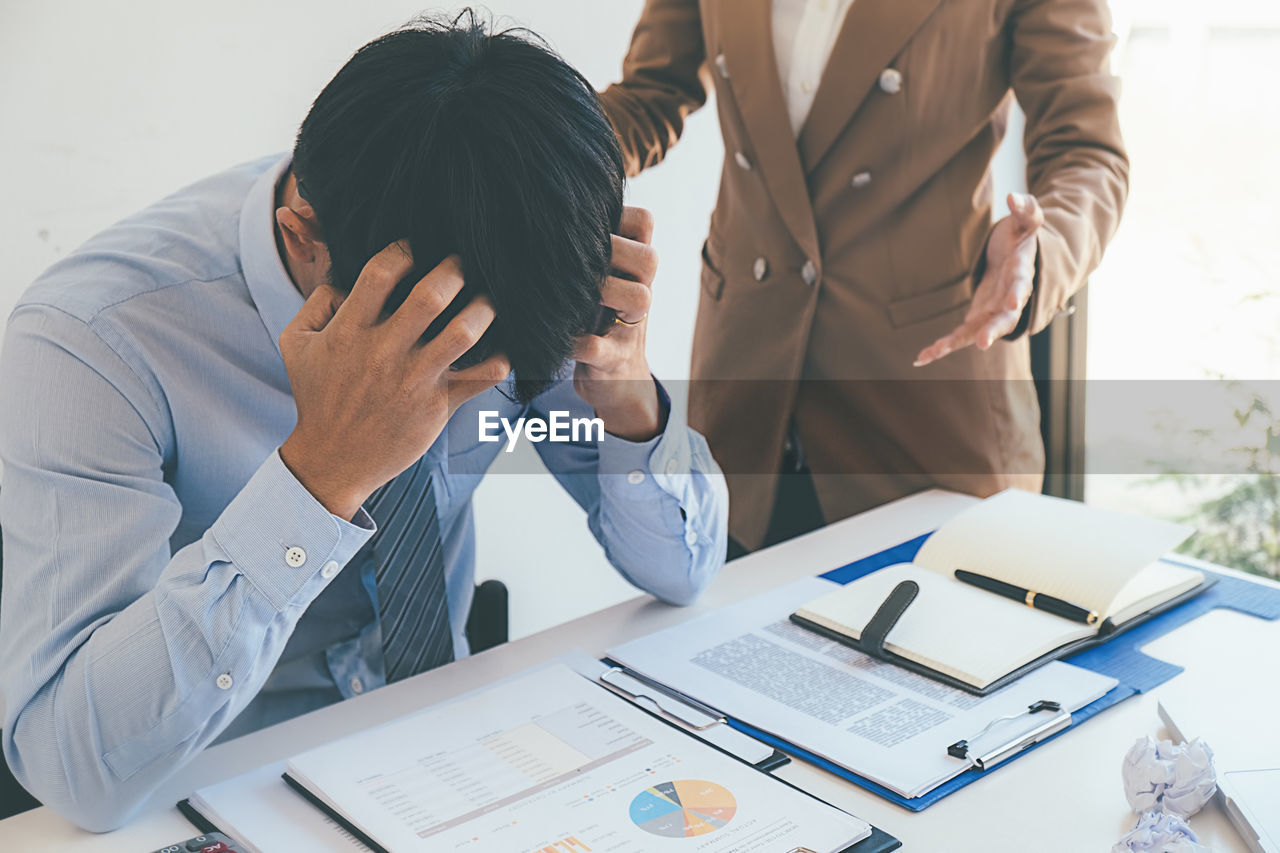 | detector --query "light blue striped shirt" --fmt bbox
[0,154,728,831]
